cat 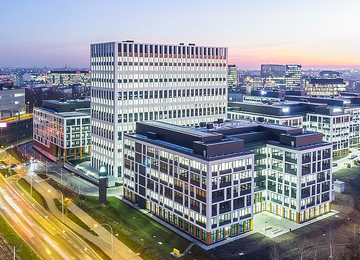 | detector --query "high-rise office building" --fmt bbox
[285,65,302,89]
[227,64,237,89]
[90,41,228,178]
